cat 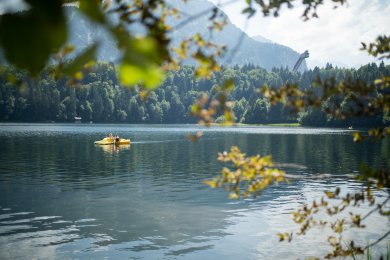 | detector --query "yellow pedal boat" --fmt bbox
[94,137,131,145]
